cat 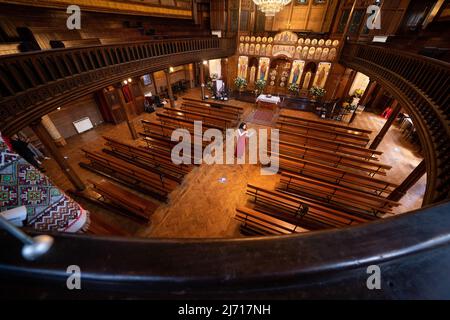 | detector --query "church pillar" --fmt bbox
[369,100,401,150]
[31,120,85,191]
[360,80,377,106]
[221,58,229,89]
[117,85,138,140]
[41,114,66,147]
[199,61,206,100]
[387,160,426,202]
[164,69,176,108]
